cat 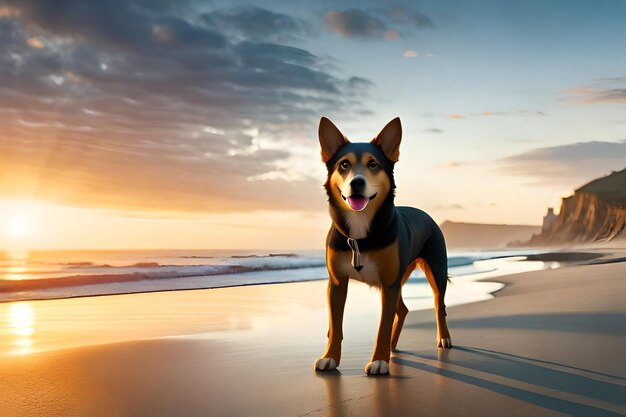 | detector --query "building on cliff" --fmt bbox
[525,168,626,245]
[542,207,557,232]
